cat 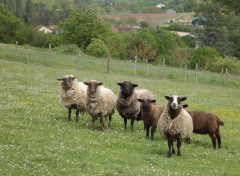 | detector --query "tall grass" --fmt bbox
[0,59,240,175]
[0,43,239,88]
